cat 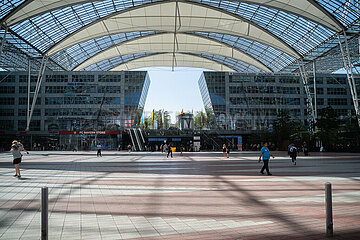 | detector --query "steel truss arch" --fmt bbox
[109,52,236,72]
[2,0,344,32]
[73,32,272,72]
[45,1,301,58]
